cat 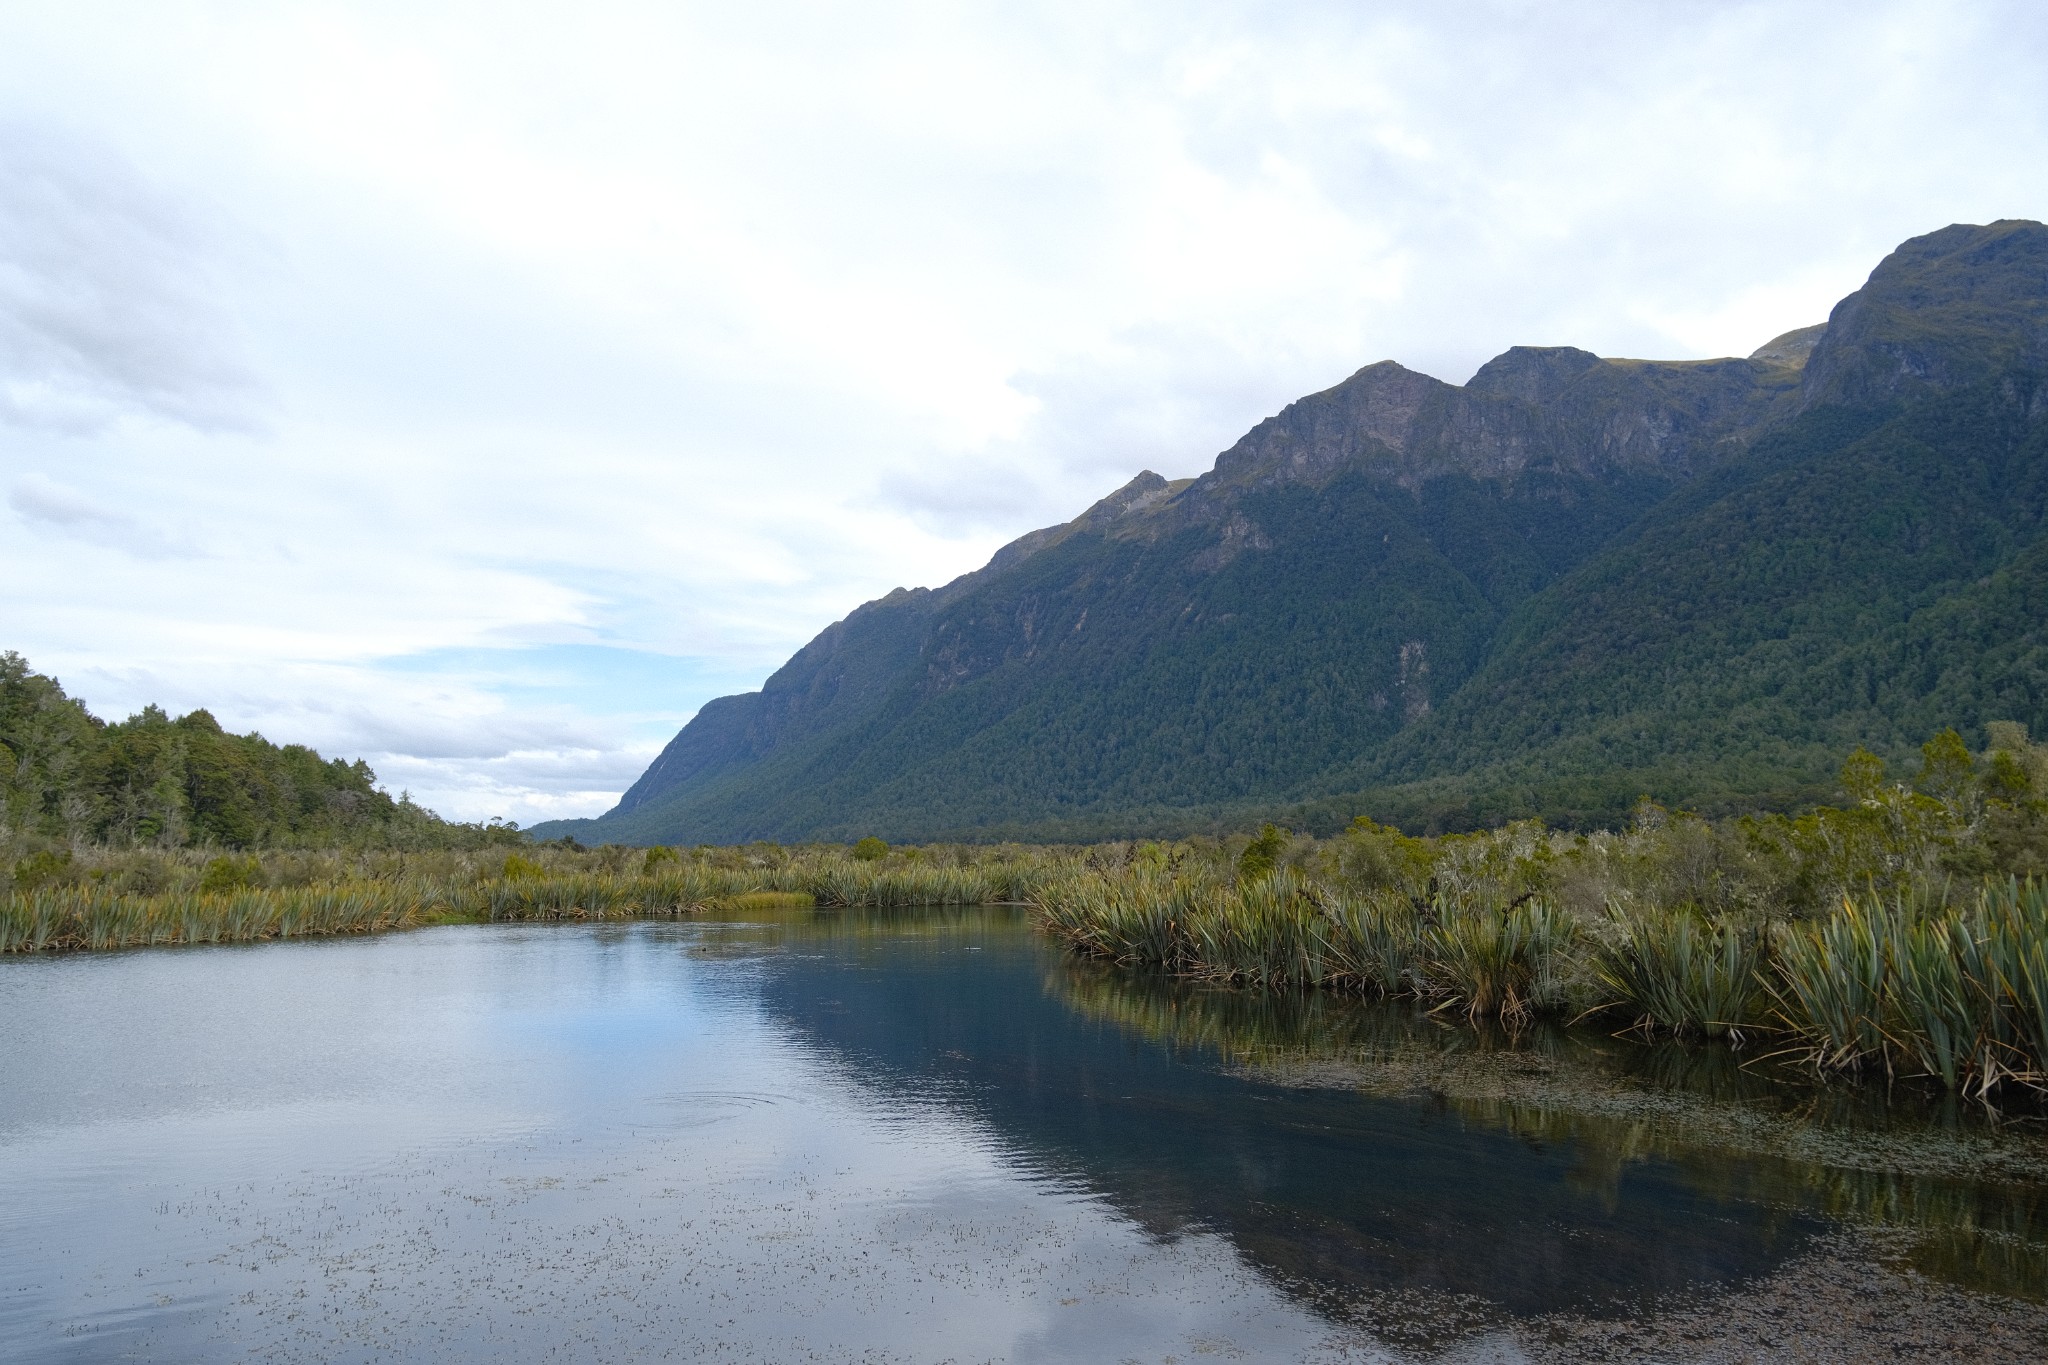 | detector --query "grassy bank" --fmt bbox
[1031,730,2048,1095]
[1035,865,2048,1096]
[0,841,1059,953]
[10,729,2048,1095]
